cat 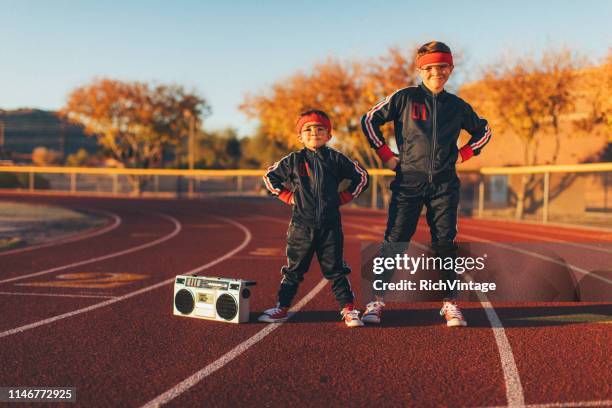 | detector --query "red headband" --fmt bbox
[416,52,453,69]
[295,113,332,134]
